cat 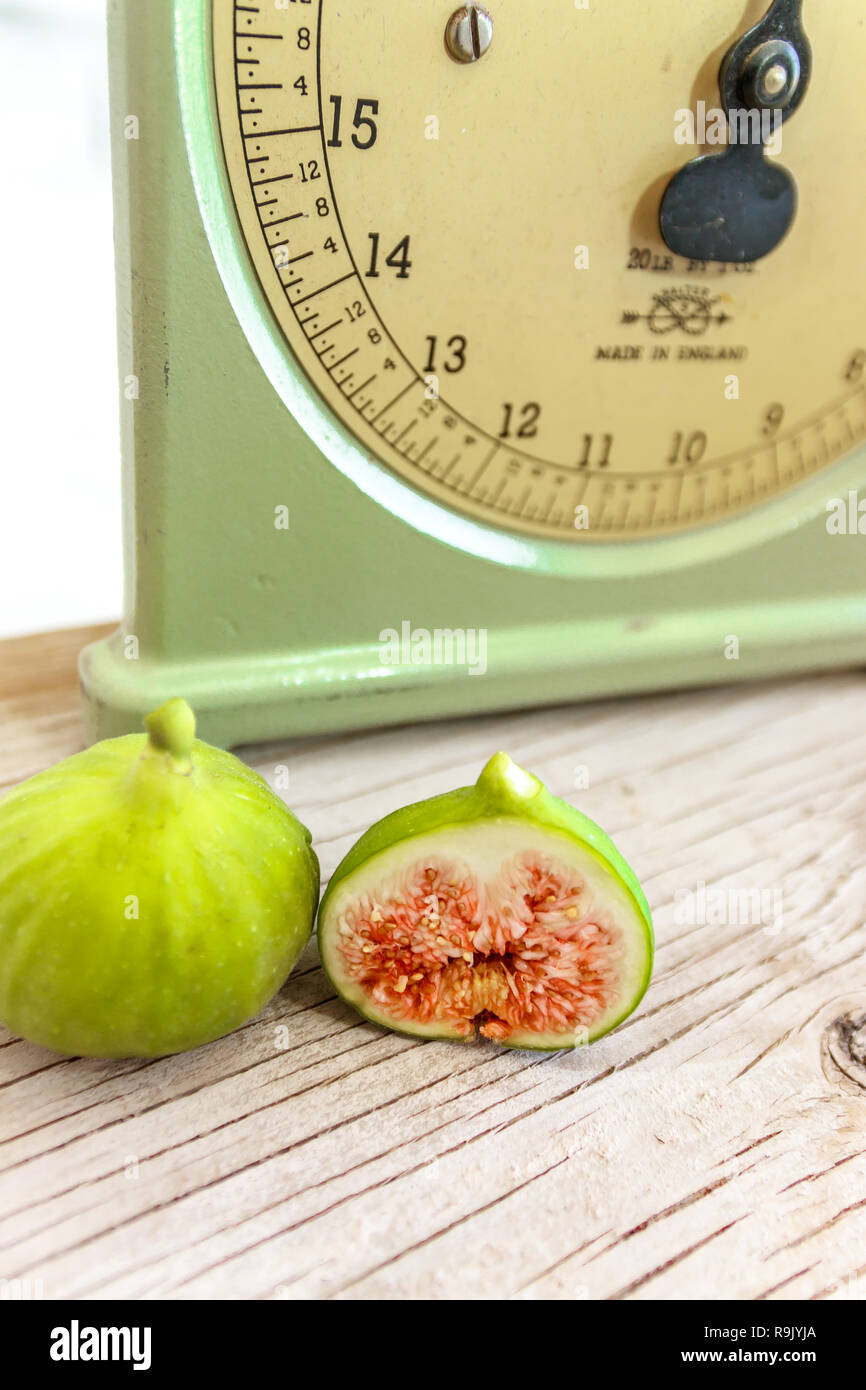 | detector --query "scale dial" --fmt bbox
[213,1,866,542]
